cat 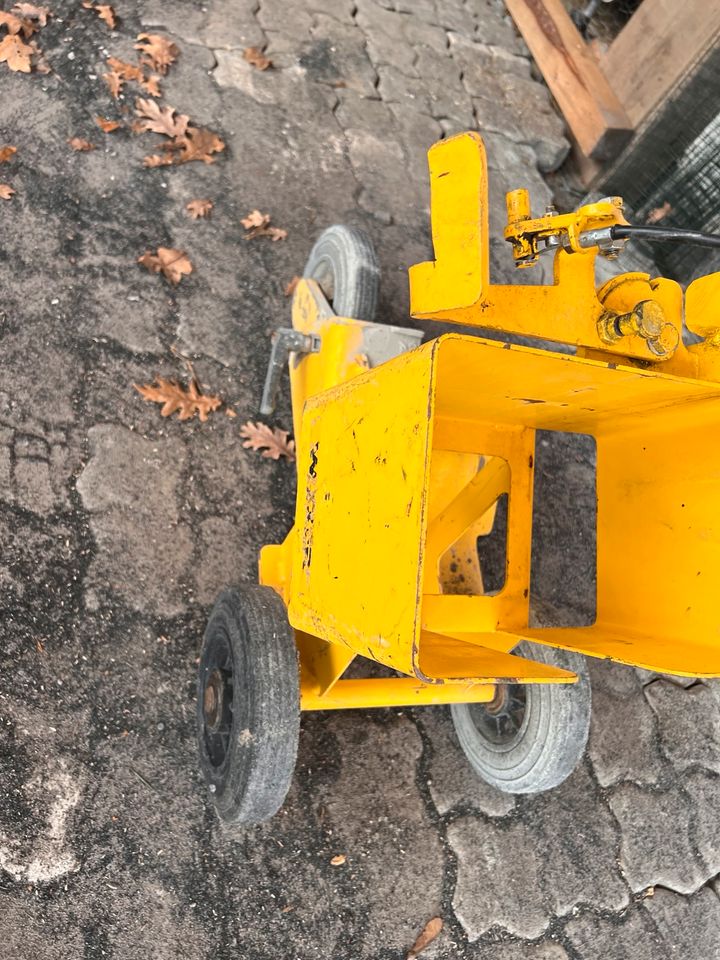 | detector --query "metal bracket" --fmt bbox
[260,327,321,416]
